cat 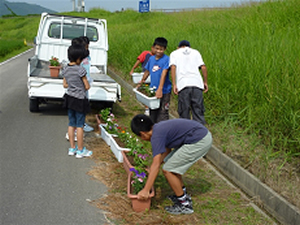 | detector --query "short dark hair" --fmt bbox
[153,37,168,48]
[67,44,88,62]
[178,40,190,47]
[71,37,84,46]
[131,114,154,136]
[80,36,90,45]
